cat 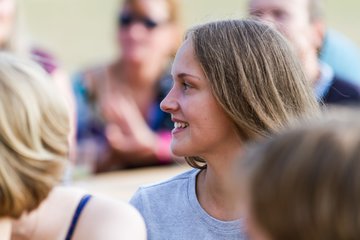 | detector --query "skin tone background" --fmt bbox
[21,0,360,73]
